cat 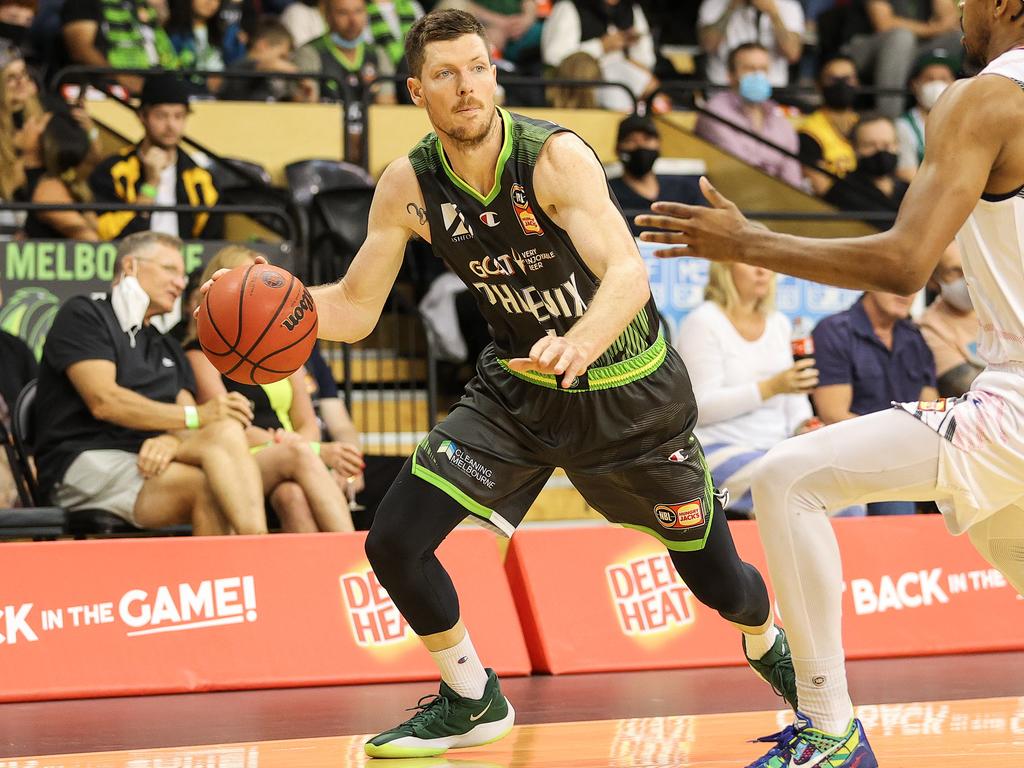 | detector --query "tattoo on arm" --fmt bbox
[407,202,426,225]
